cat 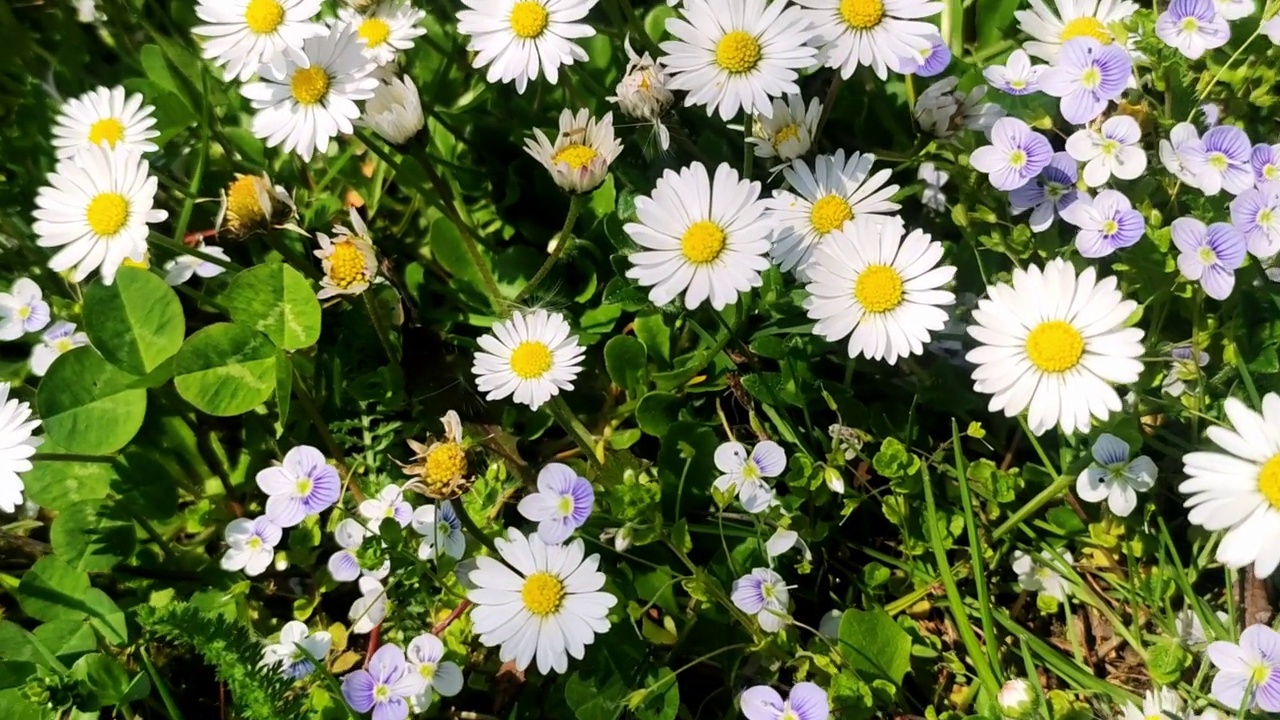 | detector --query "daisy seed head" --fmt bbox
[327,240,370,289]
[424,444,467,488]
